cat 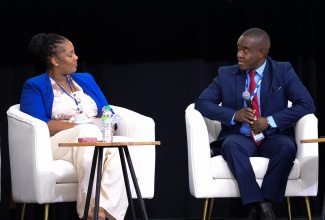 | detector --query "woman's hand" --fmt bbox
[47,120,76,136]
